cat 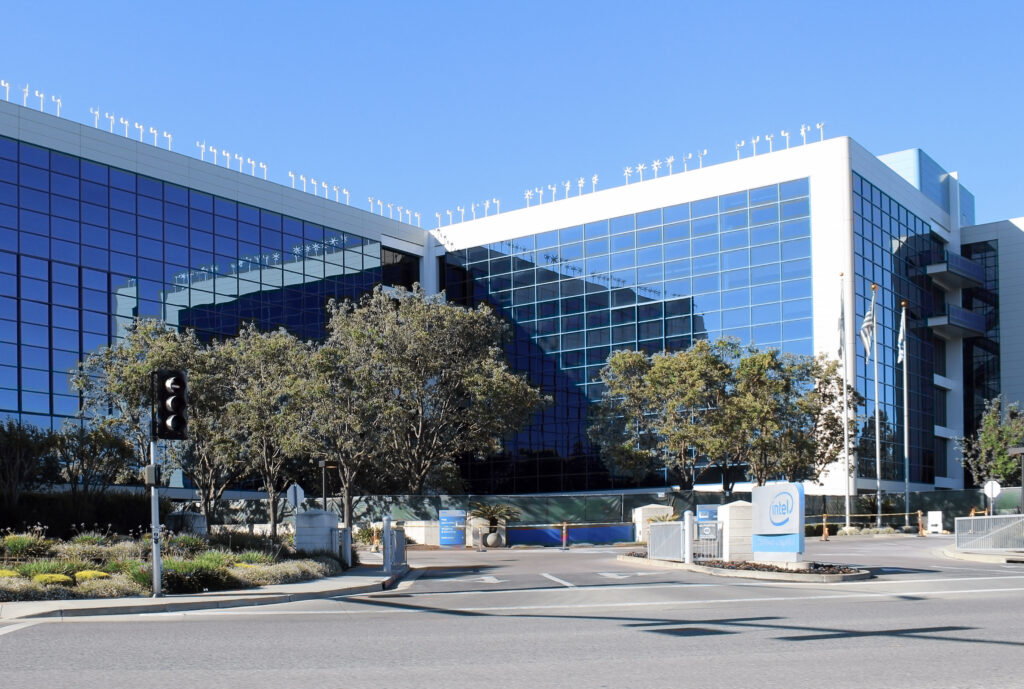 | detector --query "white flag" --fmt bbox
[860,289,876,355]
[897,305,906,364]
[838,289,845,359]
